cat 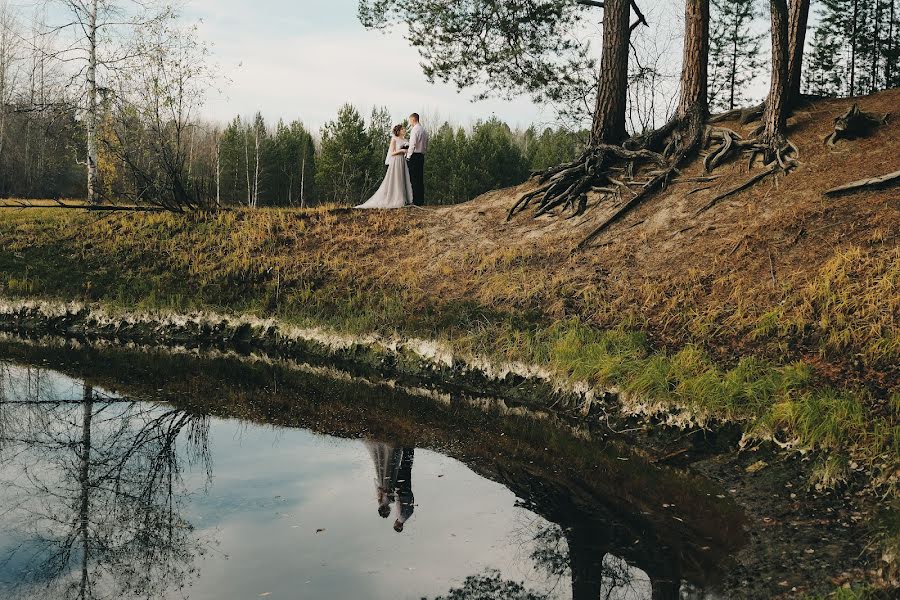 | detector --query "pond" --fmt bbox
[0,338,746,600]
